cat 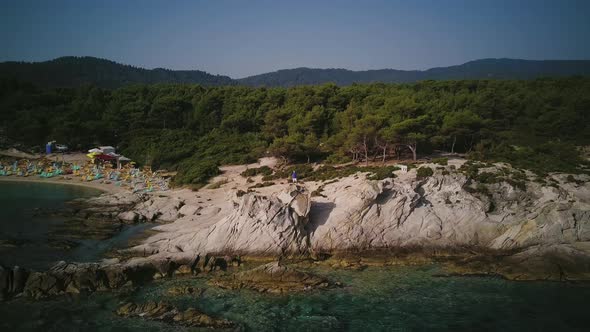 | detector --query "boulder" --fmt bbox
[117,211,141,223]
[174,264,193,275]
[24,272,61,299]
